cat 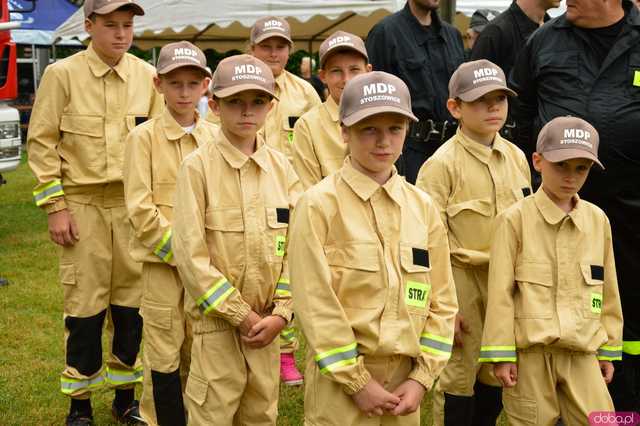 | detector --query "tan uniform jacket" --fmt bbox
[480,188,623,363]
[123,109,218,266]
[28,43,164,212]
[173,129,302,333]
[416,129,531,267]
[292,96,346,189]
[262,70,322,160]
[289,158,458,394]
